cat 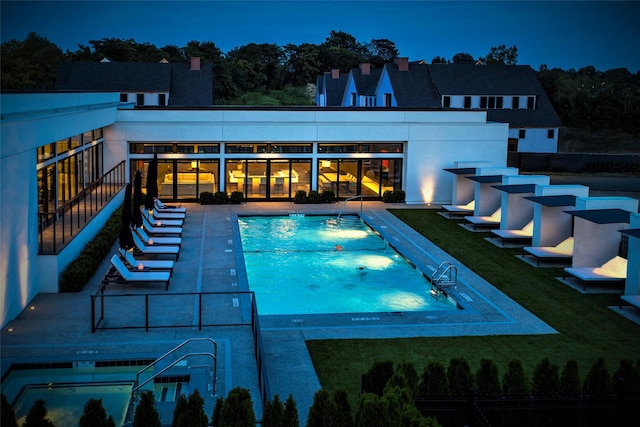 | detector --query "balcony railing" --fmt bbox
[38,161,126,254]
